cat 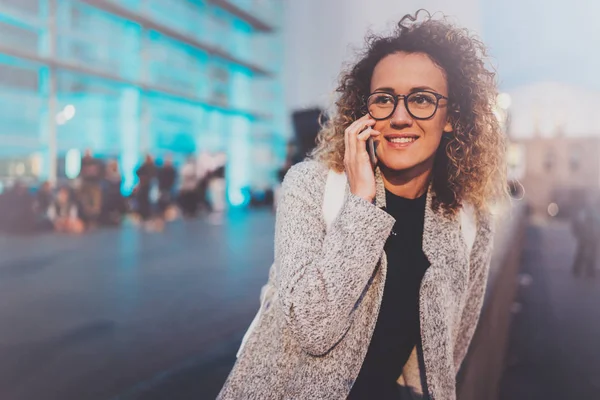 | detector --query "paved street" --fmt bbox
[500,220,600,400]
[0,210,274,400]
